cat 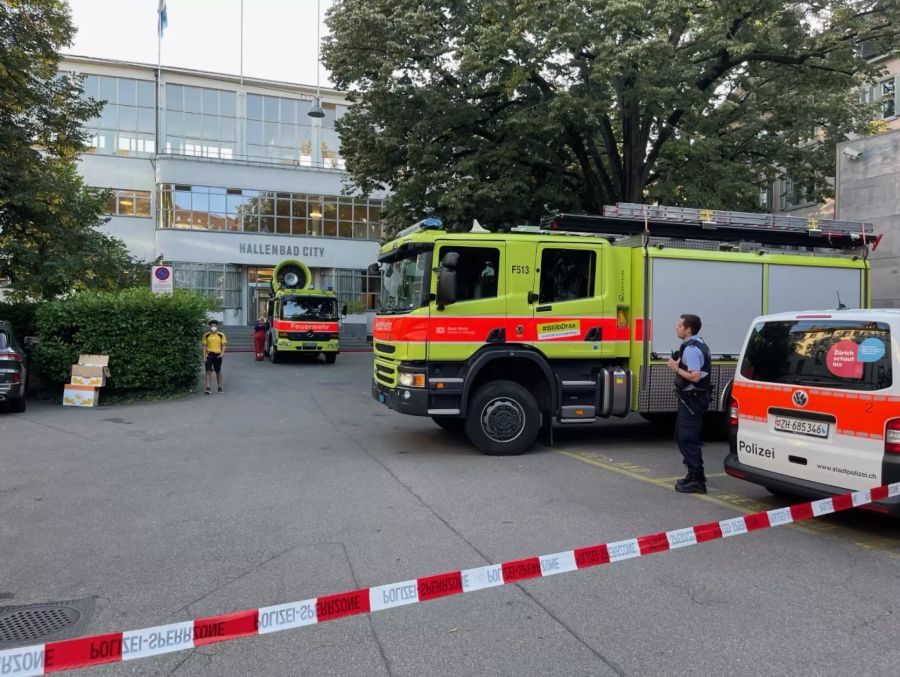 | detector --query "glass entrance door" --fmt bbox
[247,267,274,325]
